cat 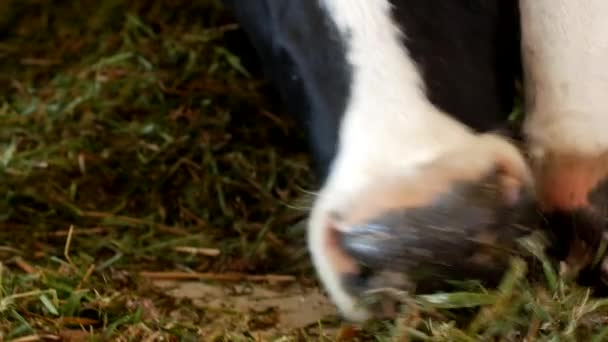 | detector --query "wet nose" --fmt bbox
[336,173,541,298]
